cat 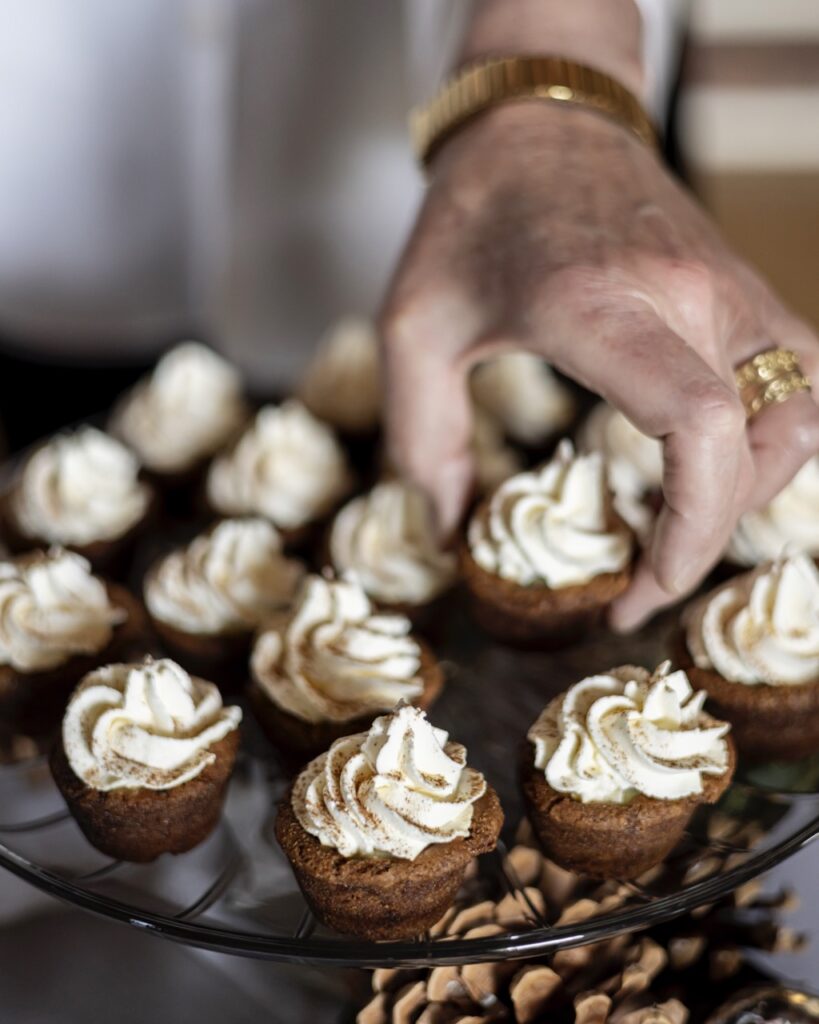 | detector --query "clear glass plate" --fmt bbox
[1,590,818,968]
